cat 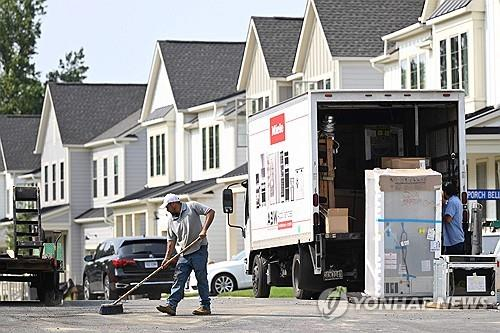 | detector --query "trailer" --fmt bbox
[223,90,467,299]
[0,186,64,305]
